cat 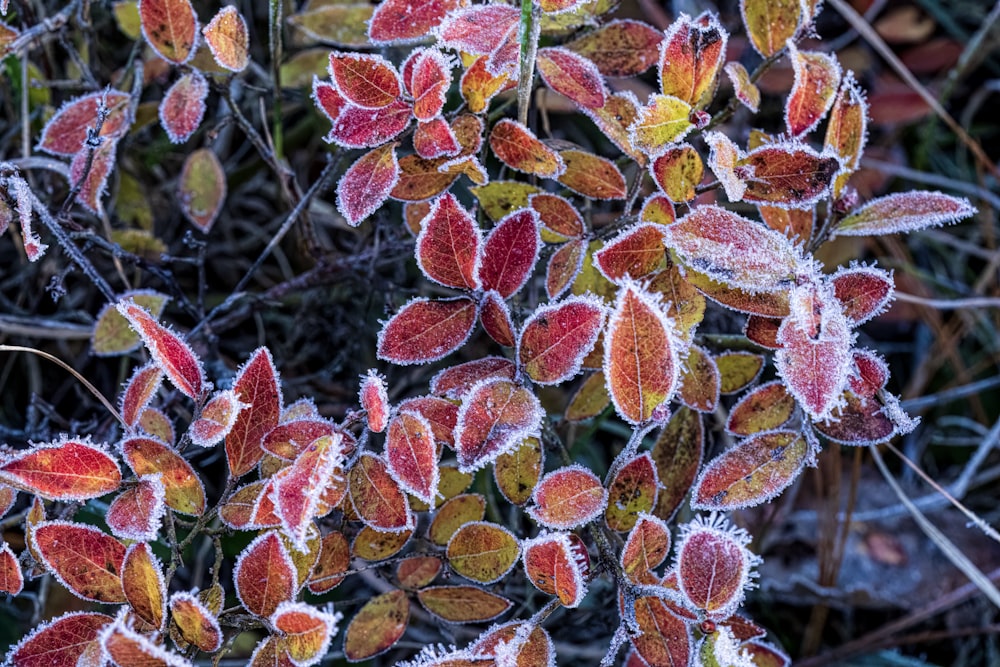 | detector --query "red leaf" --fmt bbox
[100,609,190,666]
[398,396,459,450]
[604,283,681,425]
[121,542,166,630]
[621,513,671,584]
[825,71,868,196]
[658,13,728,106]
[527,464,608,530]
[454,378,543,472]
[479,290,516,347]
[202,6,249,72]
[630,594,693,666]
[566,19,663,78]
[408,49,452,120]
[776,283,855,420]
[117,300,204,399]
[836,191,977,236]
[518,295,606,385]
[692,429,810,510]
[0,439,120,501]
[262,419,337,460]
[120,363,163,427]
[595,223,666,282]
[416,192,482,290]
[189,389,243,447]
[31,521,126,603]
[557,149,627,200]
[336,142,400,226]
[522,532,589,607]
[413,117,461,159]
[121,436,206,515]
[434,5,520,57]
[139,0,198,64]
[312,77,347,126]
[349,453,414,532]
[5,612,112,667]
[0,485,15,519]
[106,475,166,541]
[368,0,463,45]
[329,52,402,108]
[675,515,756,619]
[37,91,132,157]
[159,71,207,144]
[662,205,806,293]
[831,265,894,325]
[479,209,540,298]
[430,356,517,400]
[69,139,117,214]
[358,370,389,433]
[271,601,339,666]
[489,119,566,178]
[471,621,554,667]
[226,347,282,477]
[848,349,889,398]
[273,434,345,551]
[529,193,584,239]
[736,143,840,208]
[605,453,659,532]
[234,531,296,617]
[546,239,587,300]
[0,541,22,596]
[536,47,606,109]
[785,41,841,137]
[386,411,439,504]
[323,98,412,149]
[377,296,478,365]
